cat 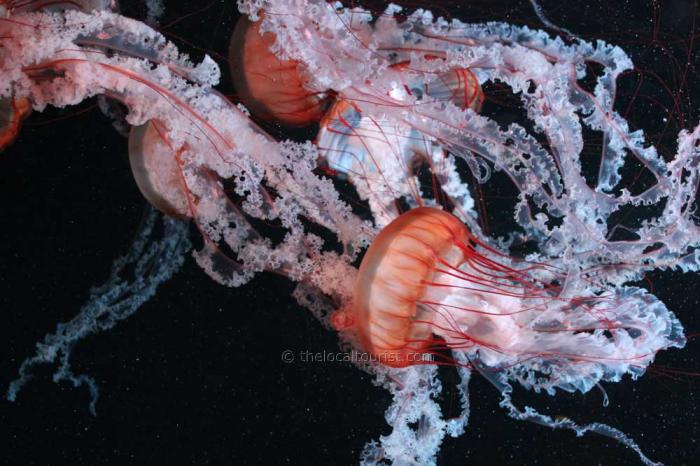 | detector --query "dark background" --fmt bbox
[1,1,699,465]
